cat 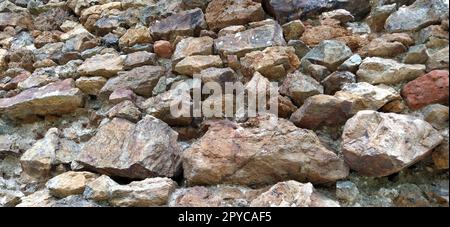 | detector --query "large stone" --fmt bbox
[342,110,443,177]
[214,23,286,58]
[366,4,397,33]
[150,8,206,41]
[205,0,265,31]
[385,0,448,32]
[172,36,214,64]
[302,40,353,71]
[15,190,57,207]
[282,20,306,41]
[321,71,356,95]
[183,114,349,186]
[433,130,449,170]
[250,181,340,207]
[334,82,401,115]
[290,95,352,129]
[357,57,426,85]
[77,53,124,78]
[0,12,33,30]
[100,66,165,98]
[174,55,223,76]
[76,116,182,179]
[366,33,413,58]
[118,27,153,49]
[402,70,449,110]
[240,46,300,80]
[279,71,323,106]
[46,171,97,198]
[426,46,449,71]
[300,22,350,47]
[75,76,107,95]
[123,51,157,70]
[0,79,83,119]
